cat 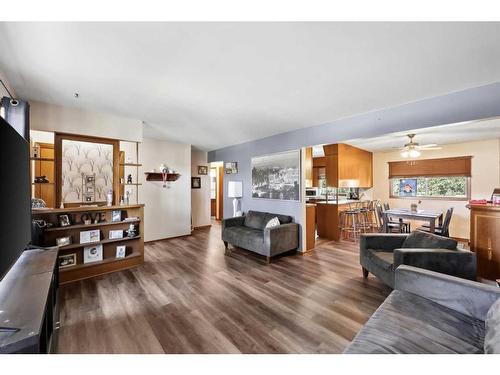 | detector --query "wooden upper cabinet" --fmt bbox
[304,147,313,187]
[322,143,373,188]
